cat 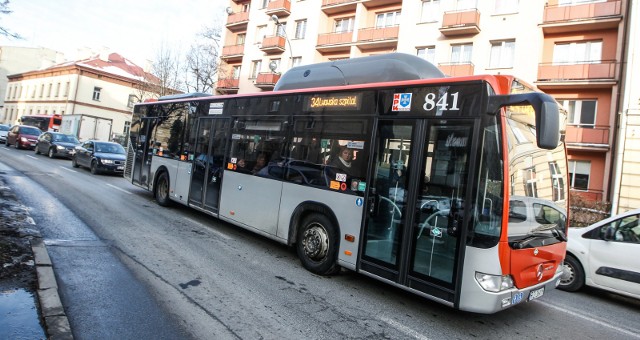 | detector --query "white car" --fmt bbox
[0,124,9,143]
[559,208,640,299]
